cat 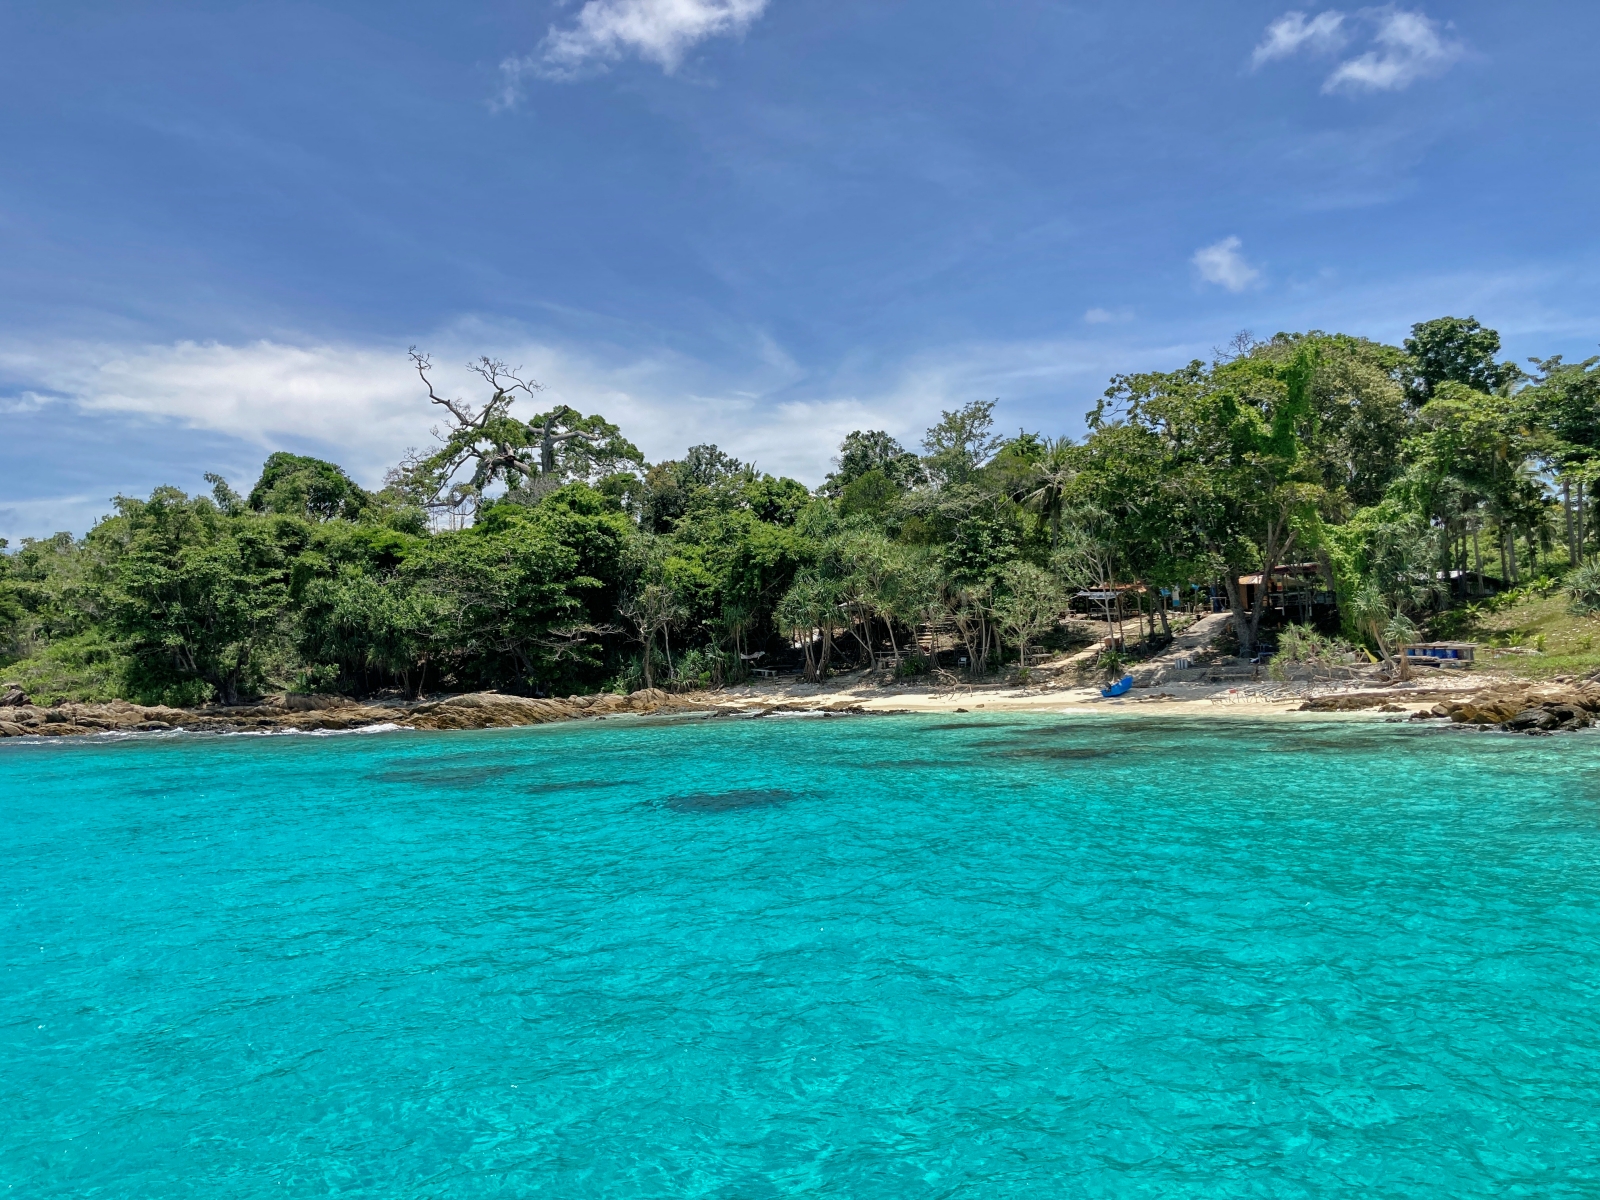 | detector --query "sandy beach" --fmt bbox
[707,670,1481,721]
